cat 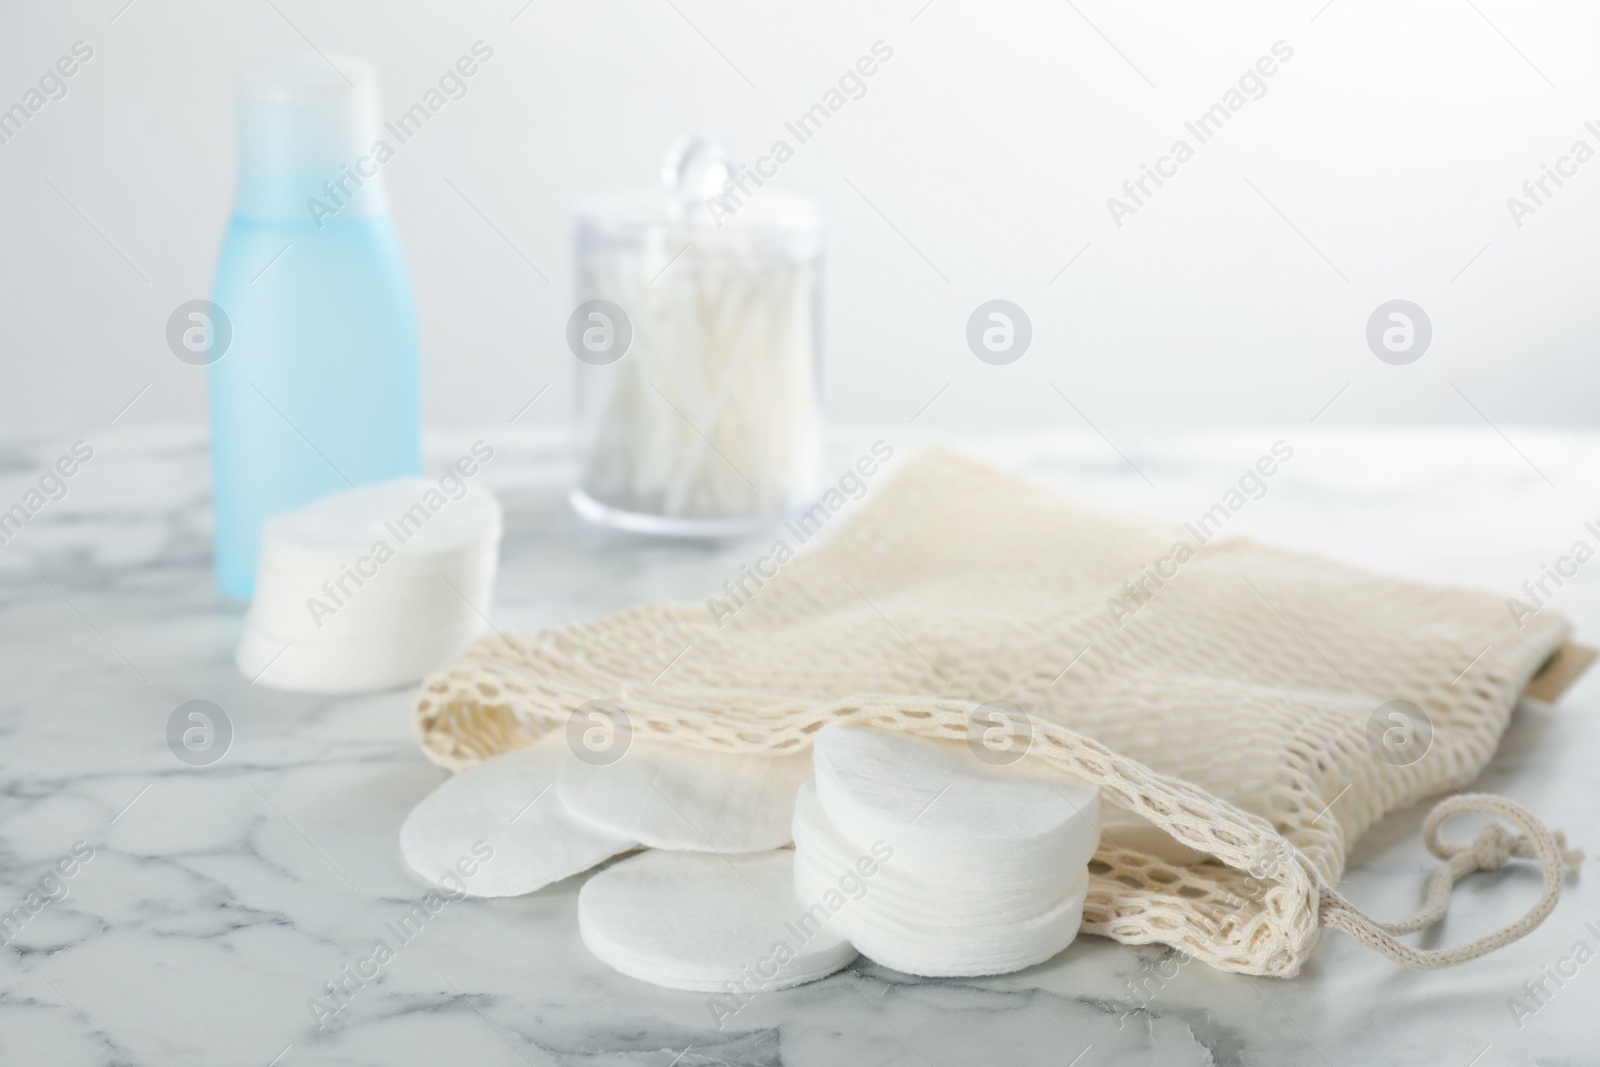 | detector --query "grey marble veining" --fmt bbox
[1,424,1598,1066]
